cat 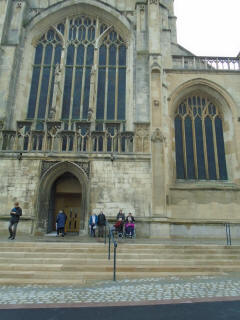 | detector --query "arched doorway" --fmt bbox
[49,172,82,234]
[35,161,89,235]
